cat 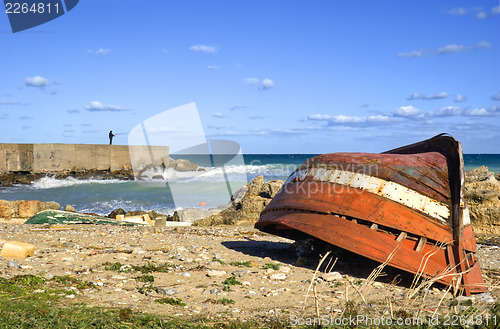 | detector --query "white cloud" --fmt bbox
[476,41,491,49]
[0,99,19,105]
[307,114,390,125]
[25,76,50,88]
[392,106,424,117]
[438,41,490,54]
[407,92,448,100]
[308,114,333,121]
[212,112,224,118]
[437,44,467,55]
[189,44,216,54]
[88,48,111,56]
[85,101,125,112]
[397,50,425,58]
[229,105,248,111]
[244,78,275,90]
[260,78,274,90]
[431,106,462,117]
[244,78,259,85]
[448,7,467,16]
[448,6,499,18]
[400,41,491,58]
[455,94,467,102]
[463,106,500,117]
[476,11,487,19]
